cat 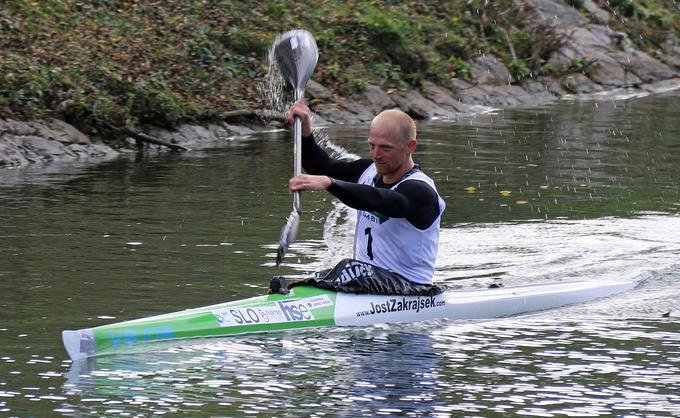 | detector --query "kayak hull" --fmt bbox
[62,280,633,361]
